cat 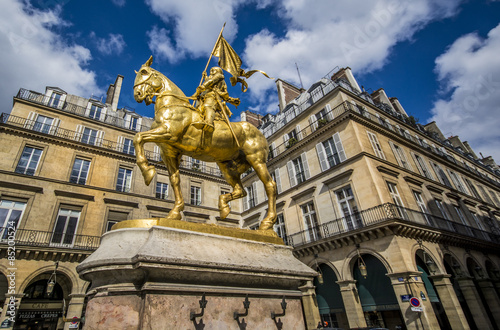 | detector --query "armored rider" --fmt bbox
[192,67,240,132]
